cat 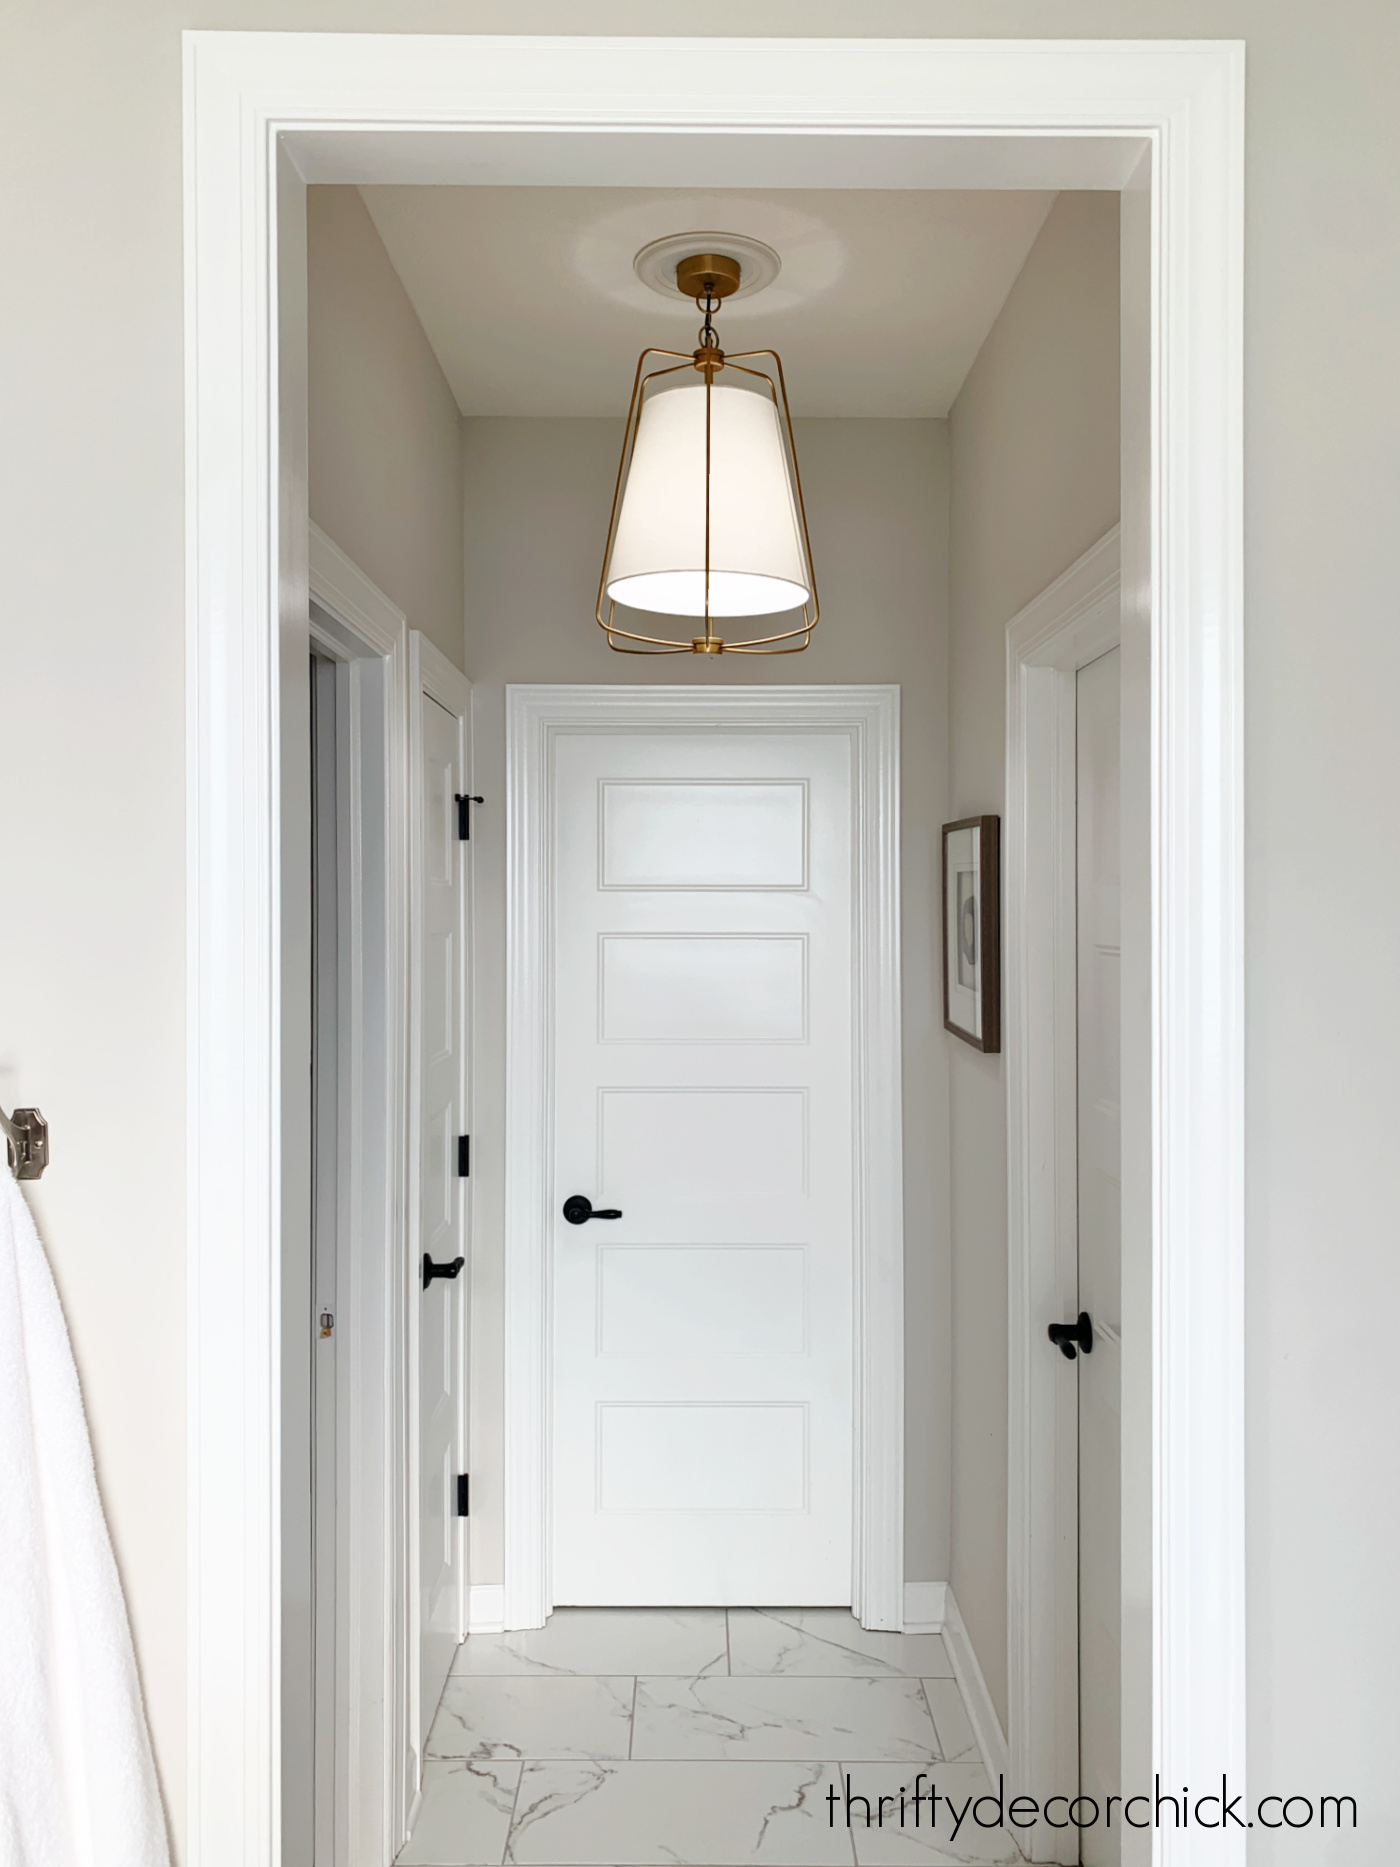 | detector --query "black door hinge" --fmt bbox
[455,794,483,840]
[456,1473,470,1518]
[458,1134,470,1178]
